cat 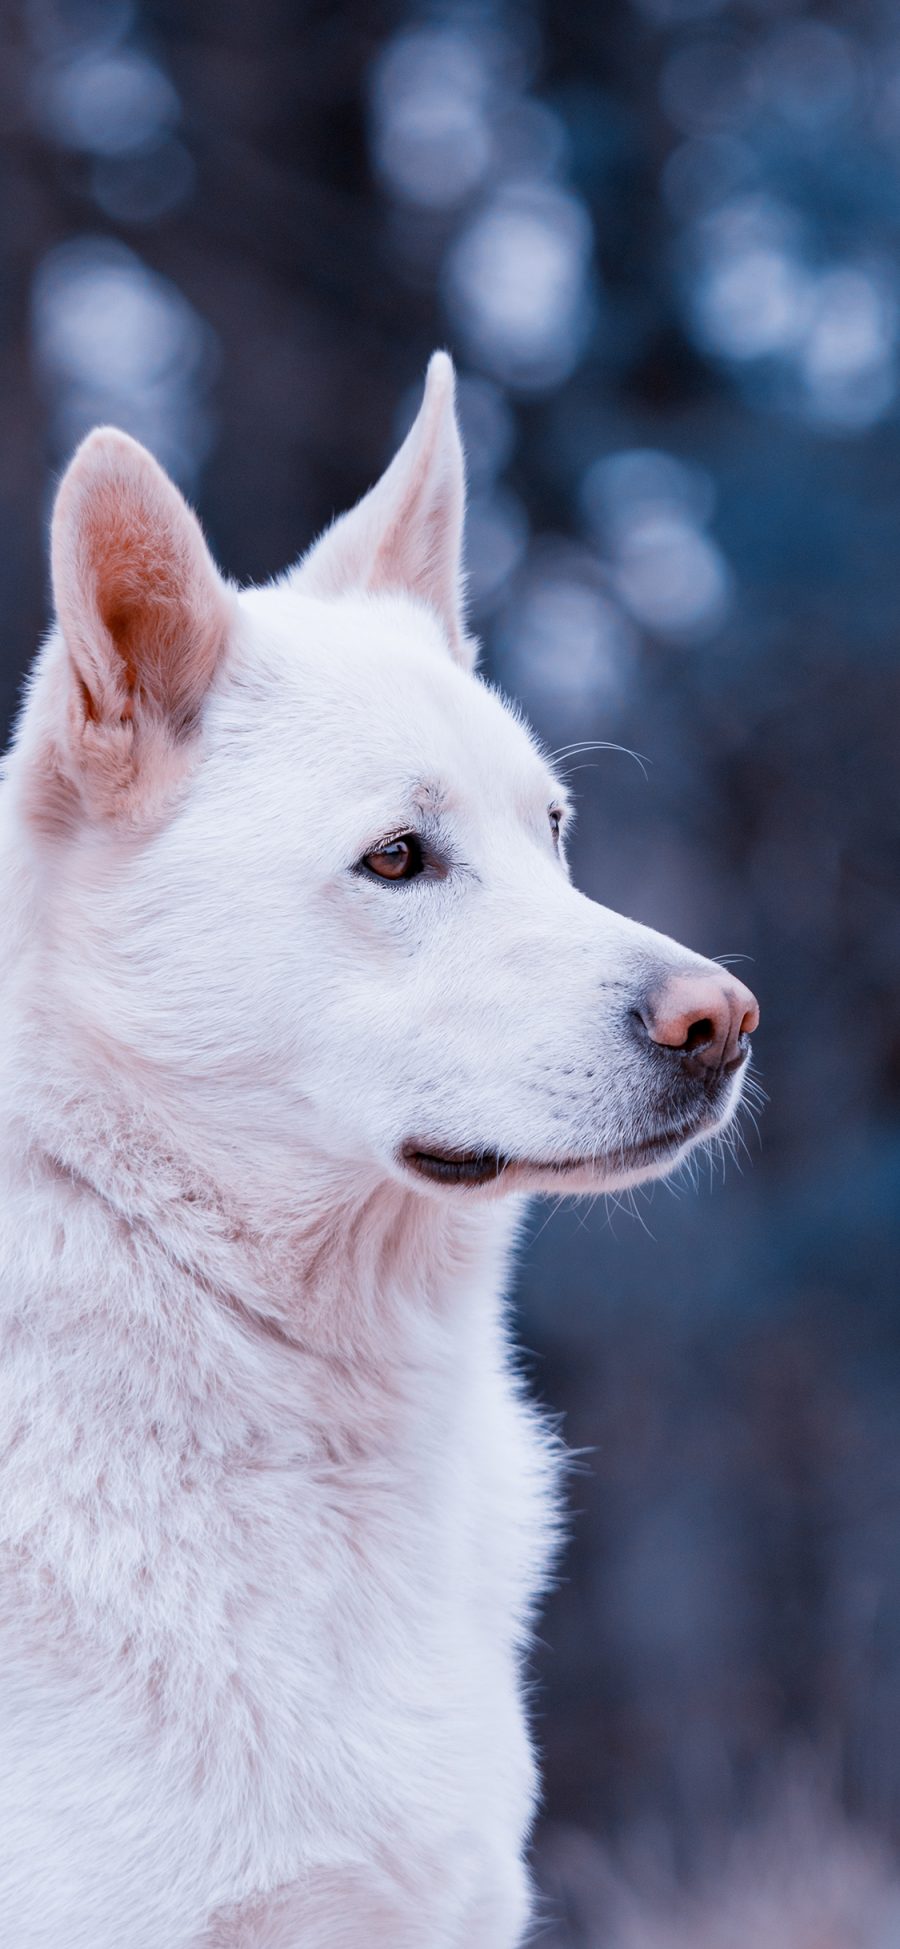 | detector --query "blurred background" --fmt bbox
[3,0,900,1938]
